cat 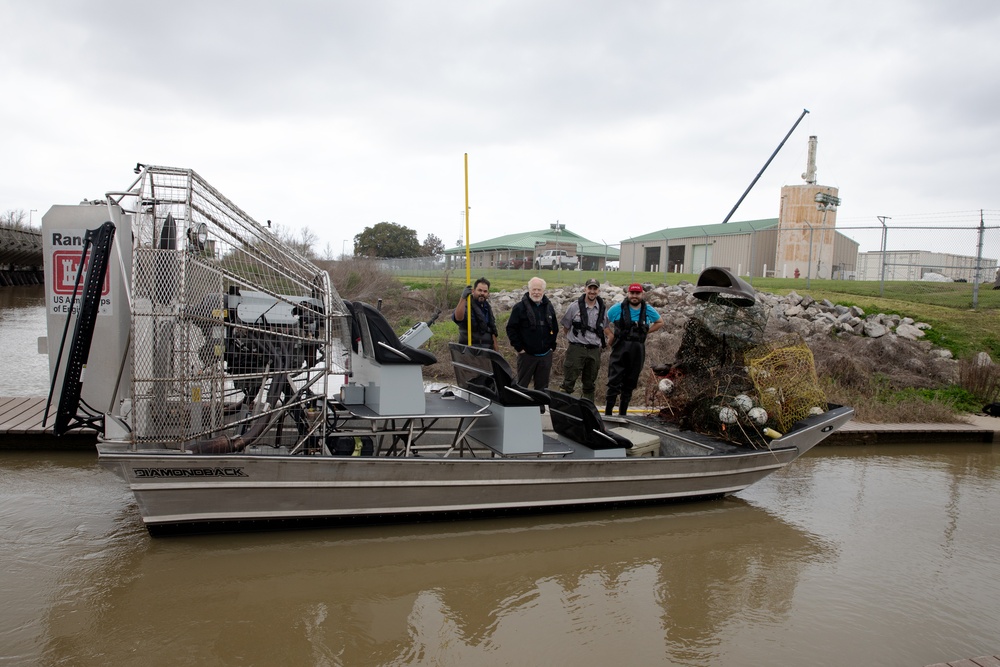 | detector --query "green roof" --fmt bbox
[627,218,779,243]
[445,227,619,259]
[442,218,779,258]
